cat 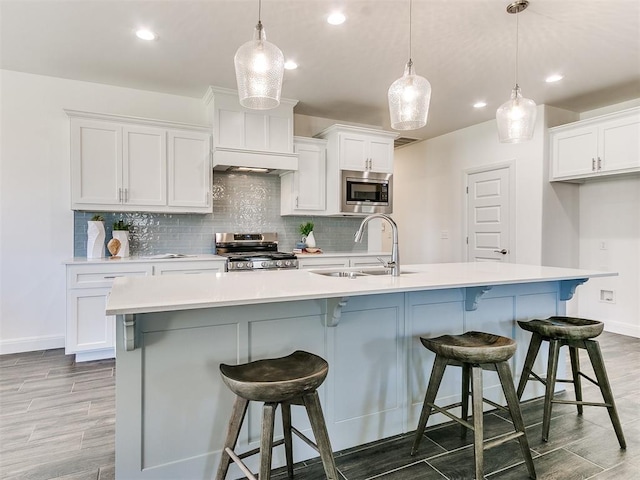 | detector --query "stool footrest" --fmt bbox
[427,402,474,431]
[484,431,526,451]
[225,447,258,480]
[291,426,320,454]
[552,399,613,408]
